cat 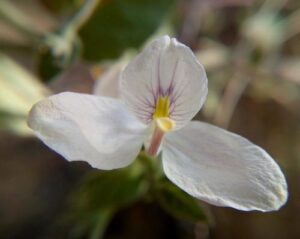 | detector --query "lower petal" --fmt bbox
[162,121,288,212]
[28,92,147,170]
